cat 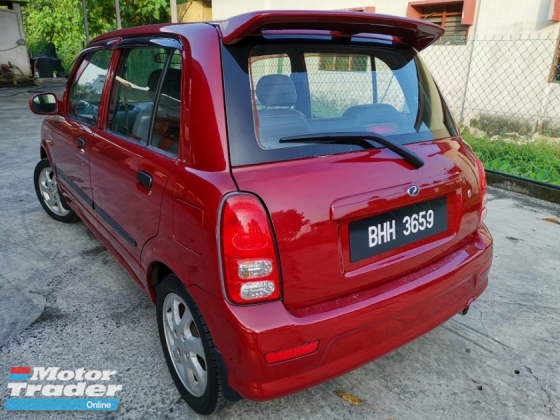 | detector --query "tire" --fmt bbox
[156,275,227,415]
[33,159,79,223]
